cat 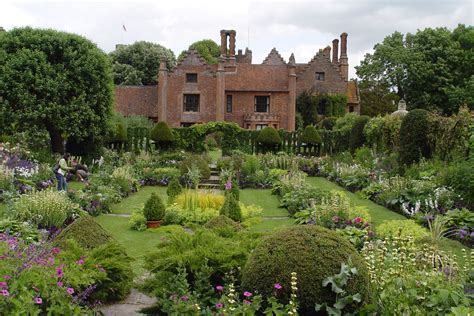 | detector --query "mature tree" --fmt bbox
[178,39,220,64]
[356,24,474,115]
[0,27,114,153]
[110,41,176,85]
[359,80,398,116]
